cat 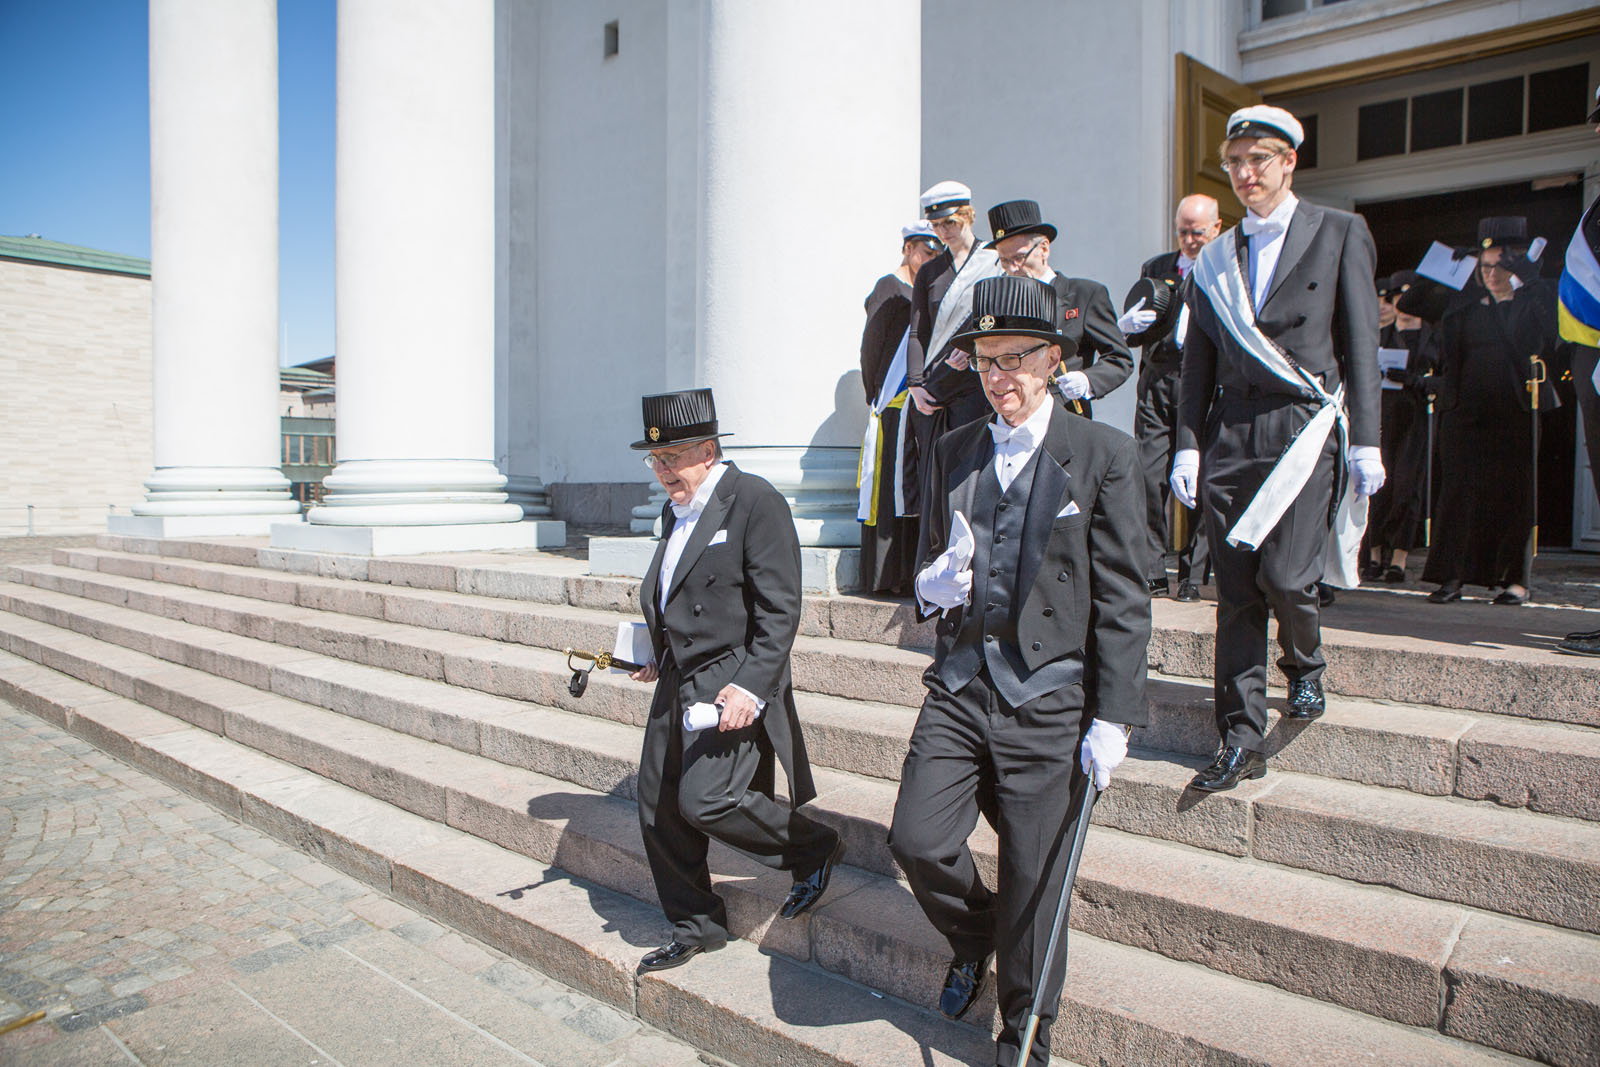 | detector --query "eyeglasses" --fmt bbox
[970,342,1049,372]
[996,239,1045,270]
[1220,151,1283,175]
[642,445,703,470]
[929,217,964,231]
[1176,227,1215,239]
